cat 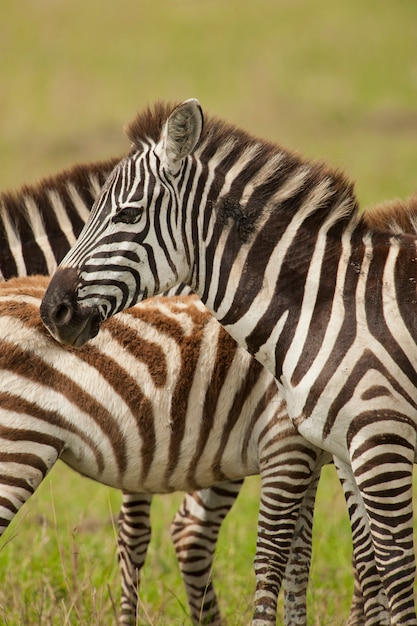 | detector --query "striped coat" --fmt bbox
[41,98,417,625]
[0,275,329,625]
[0,160,338,625]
